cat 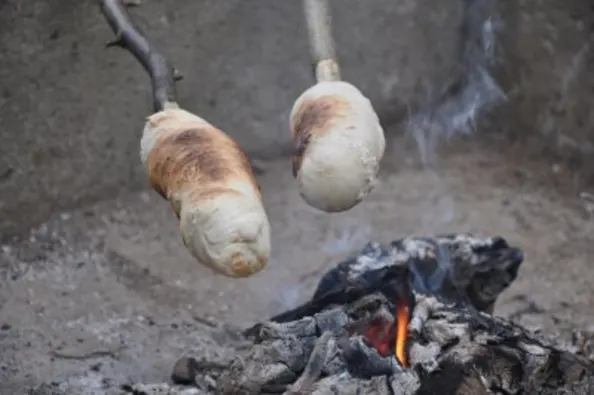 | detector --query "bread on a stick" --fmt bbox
[100,0,271,277]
